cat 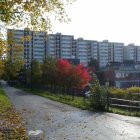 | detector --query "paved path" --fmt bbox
[1,81,140,140]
